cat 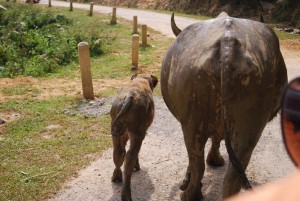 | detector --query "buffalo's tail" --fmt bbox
[220,33,252,190]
